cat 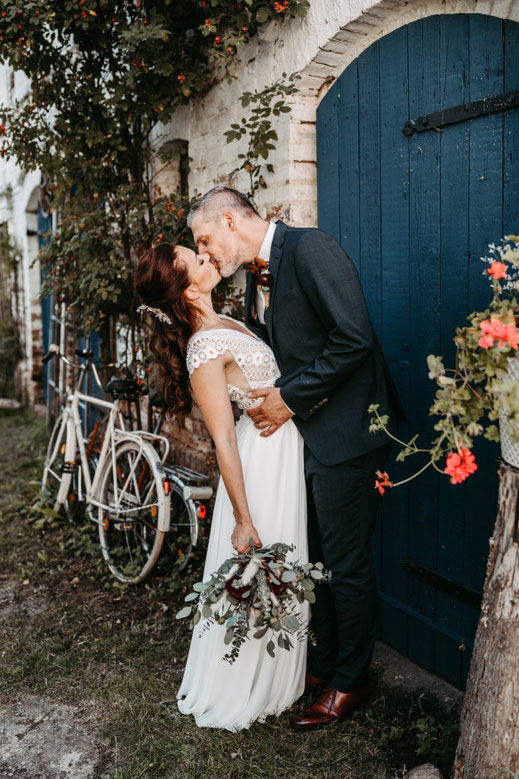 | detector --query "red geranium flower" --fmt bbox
[444,448,477,484]
[375,470,392,495]
[487,261,507,279]
[479,318,519,350]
